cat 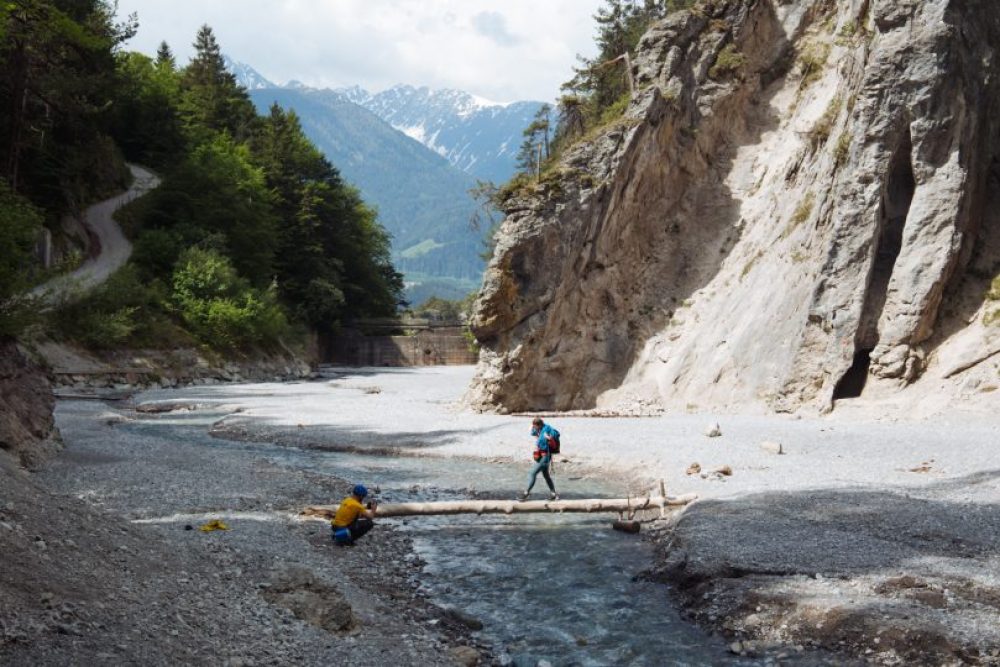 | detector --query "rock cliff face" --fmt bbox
[0,341,59,468]
[469,0,1000,414]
